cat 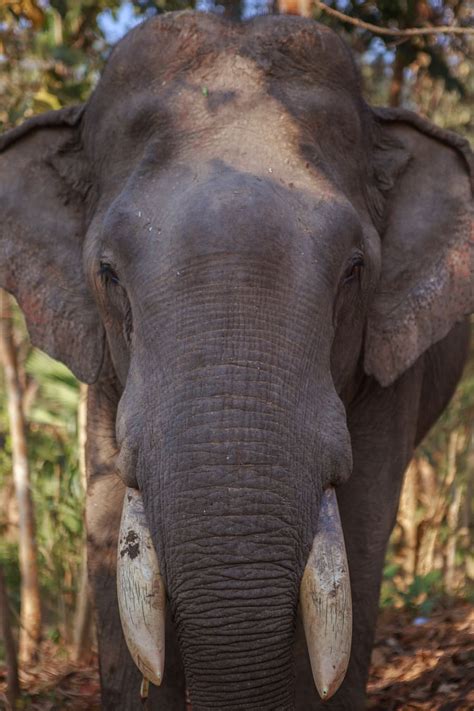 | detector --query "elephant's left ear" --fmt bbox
[364,107,473,387]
